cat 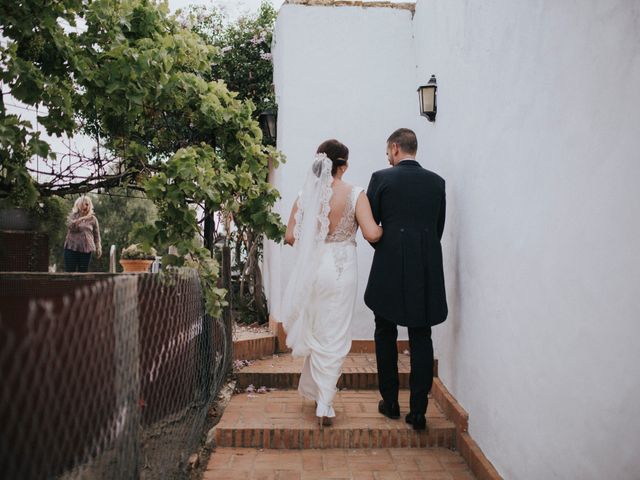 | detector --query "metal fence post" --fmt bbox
[221,245,233,362]
[109,245,116,273]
